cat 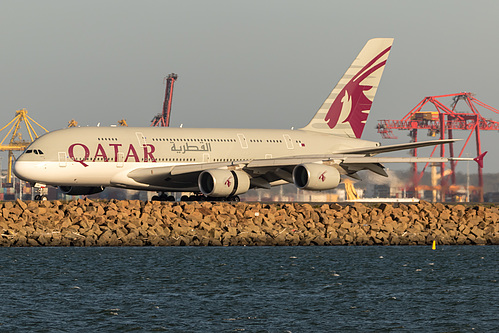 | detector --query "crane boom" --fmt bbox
[151,73,178,127]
